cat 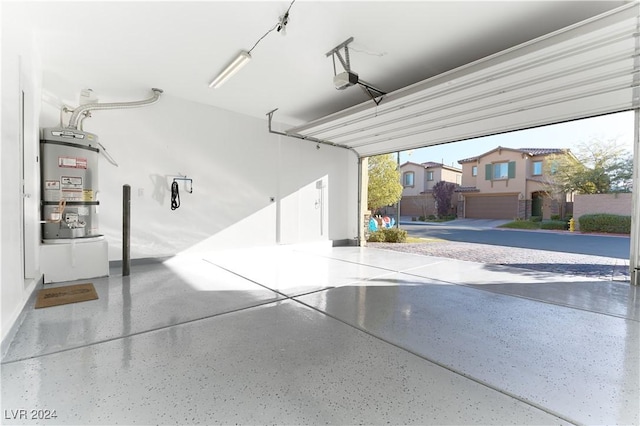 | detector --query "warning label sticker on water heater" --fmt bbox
[58,156,87,169]
[61,176,82,189]
[44,180,60,190]
[62,190,83,201]
[44,180,62,202]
